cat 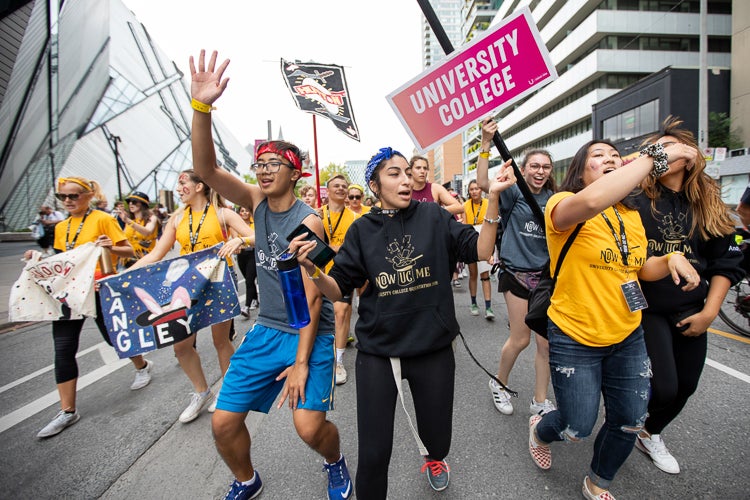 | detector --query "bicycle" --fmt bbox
[718,233,750,337]
[718,277,750,337]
